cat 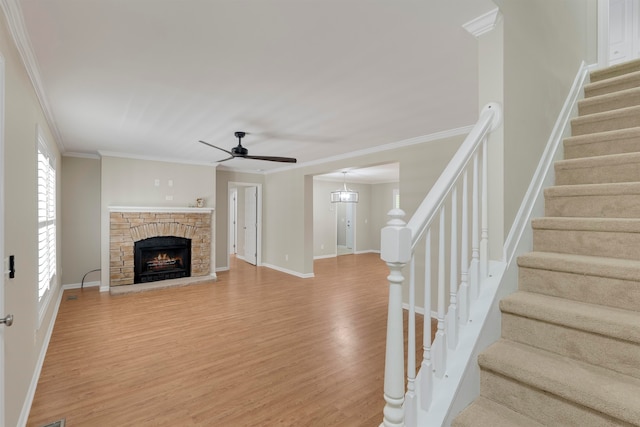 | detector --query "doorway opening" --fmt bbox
[227,182,262,268]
